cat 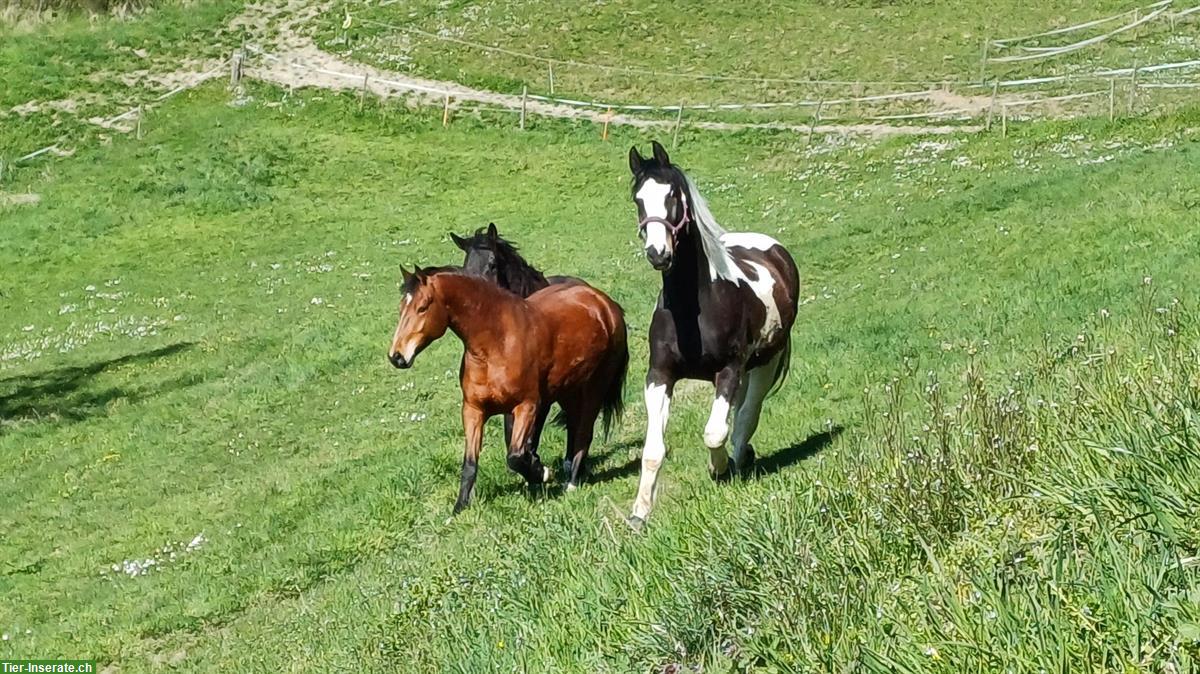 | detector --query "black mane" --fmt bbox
[459,227,549,298]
